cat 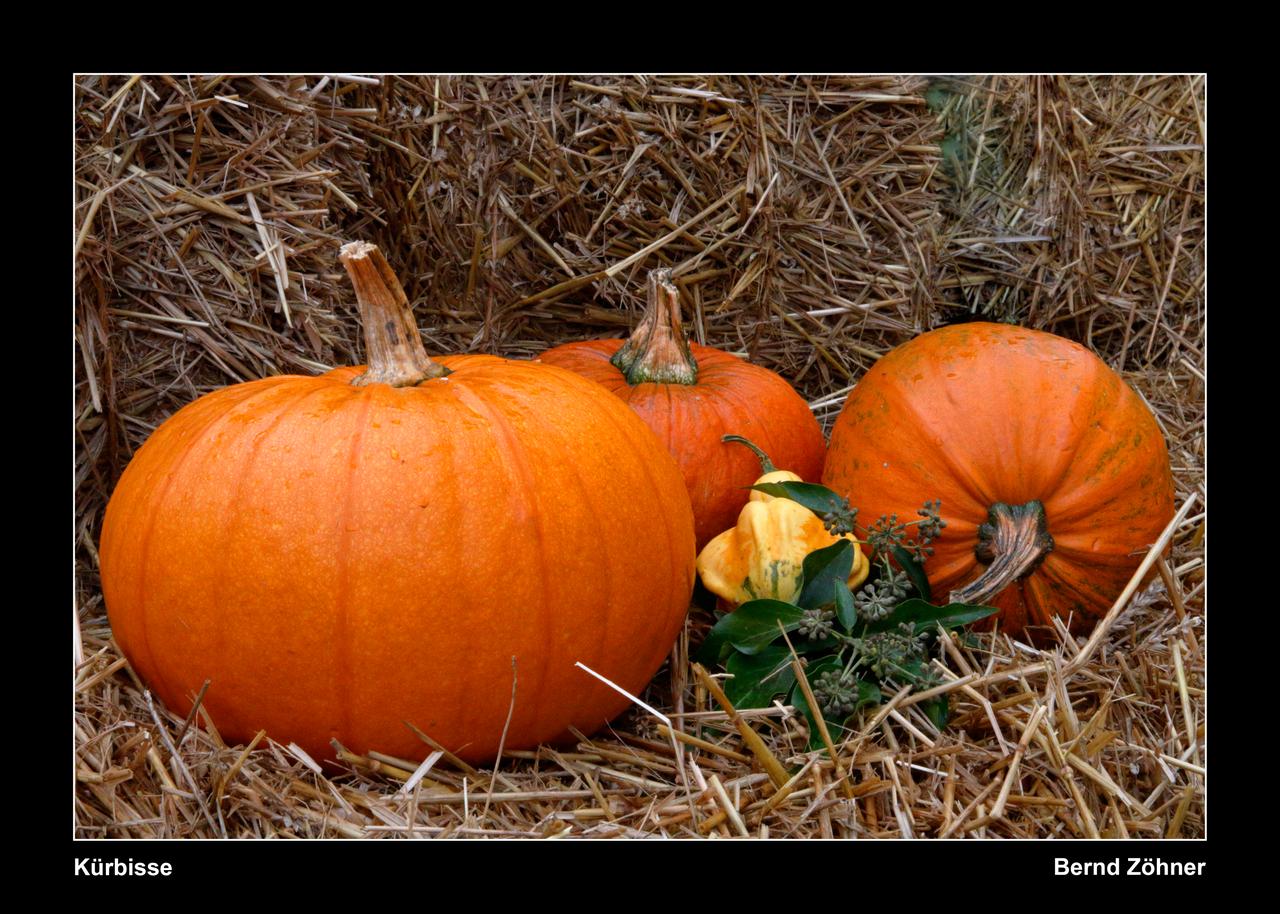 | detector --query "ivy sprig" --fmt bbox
[698,481,997,750]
